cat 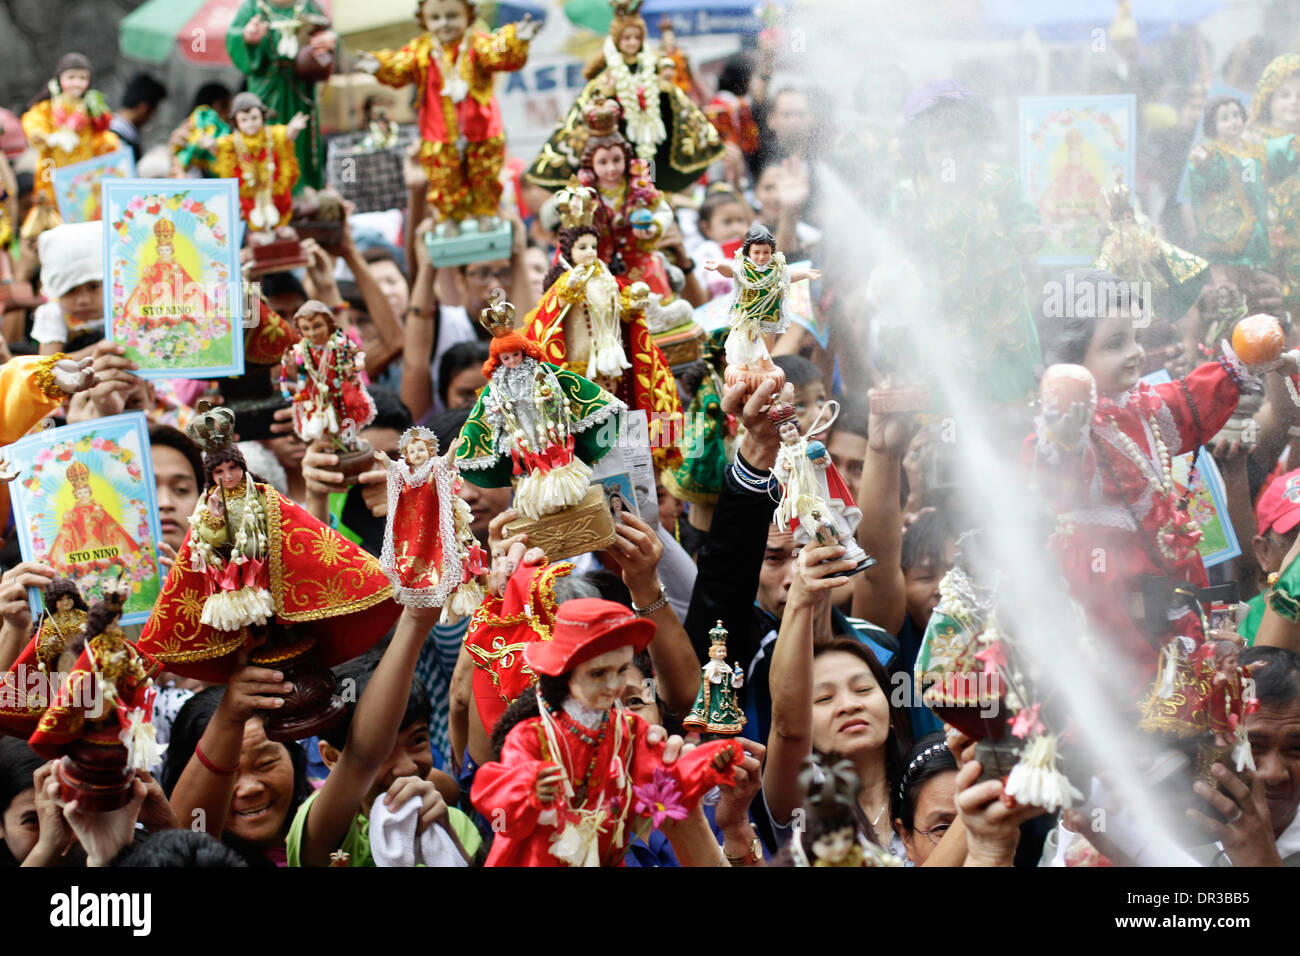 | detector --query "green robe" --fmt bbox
[226,0,327,192]
[1266,134,1300,305]
[1186,140,1270,269]
[888,163,1043,405]
[665,332,729,505]
[456,361,622,489]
